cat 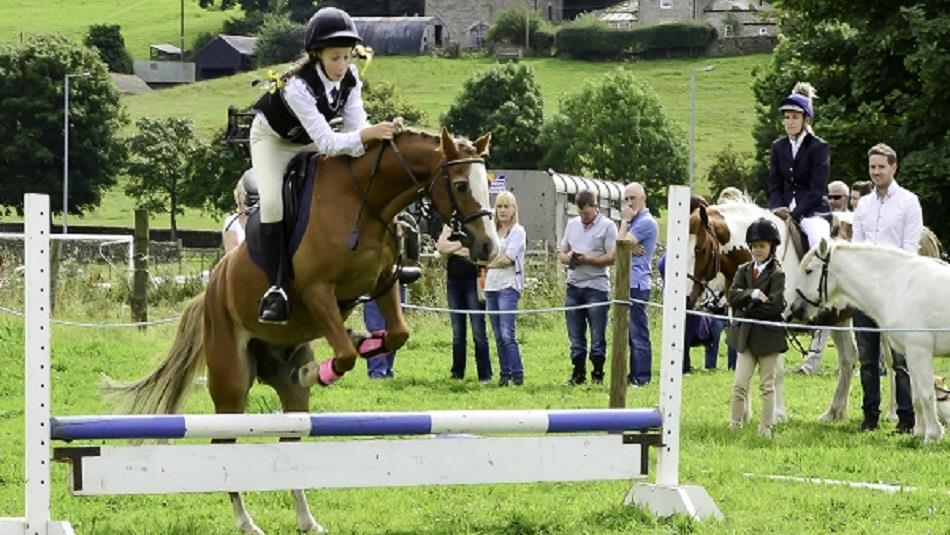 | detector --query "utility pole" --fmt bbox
[180,0,185,60]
